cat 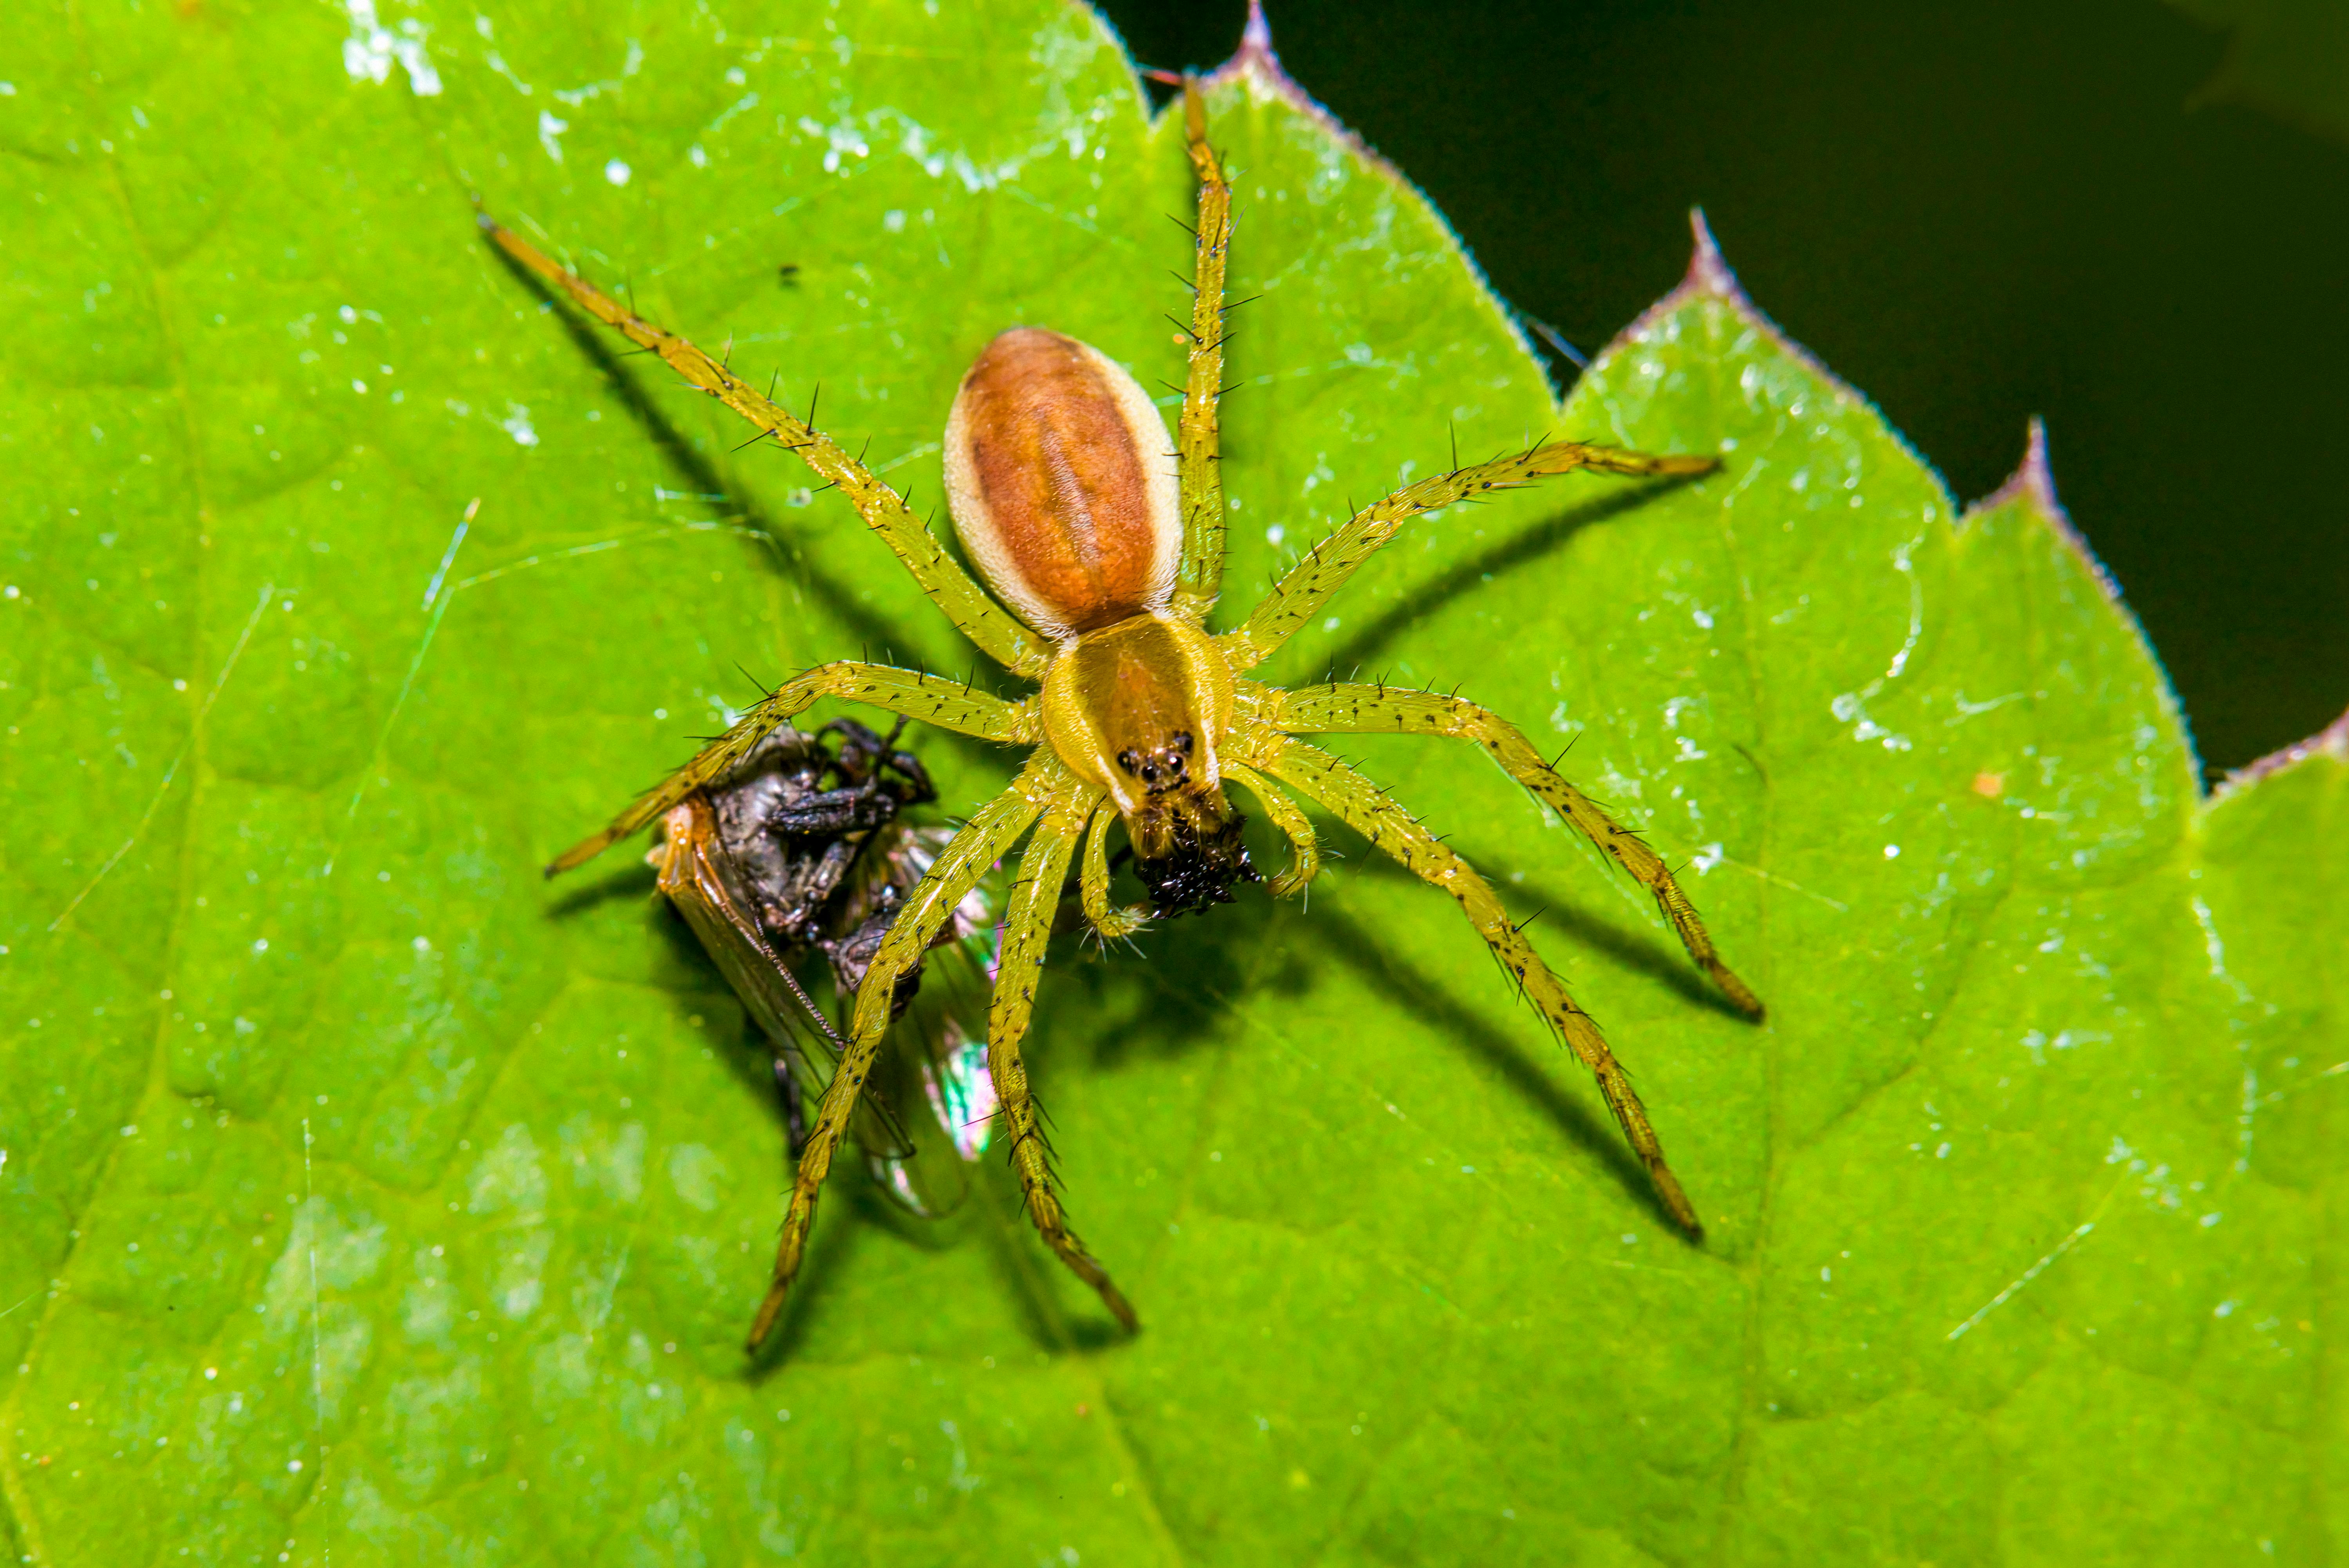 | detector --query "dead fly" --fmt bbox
[651,718,1001,1219]
[489,79,1763,1353]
